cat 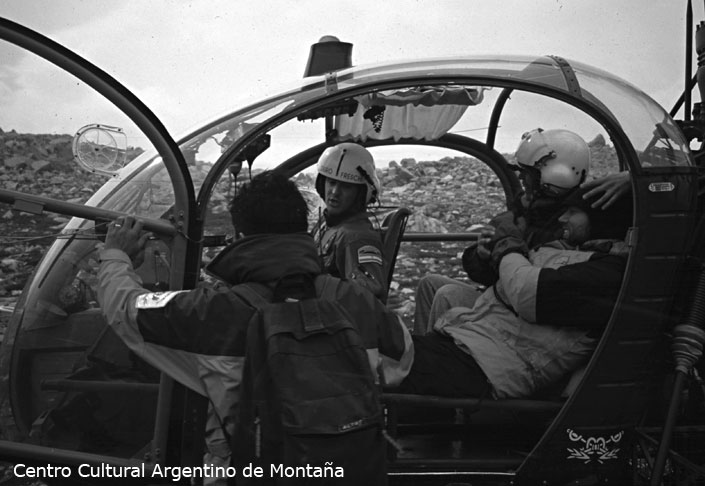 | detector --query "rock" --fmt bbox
[31,160,52,172]
[0,259,19,273]
[400,158,417,168]
[393,167,415,184]
[4,155,29,169]
[388,183,414,194]
[407,213,448,233]
[589,133,606,148]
